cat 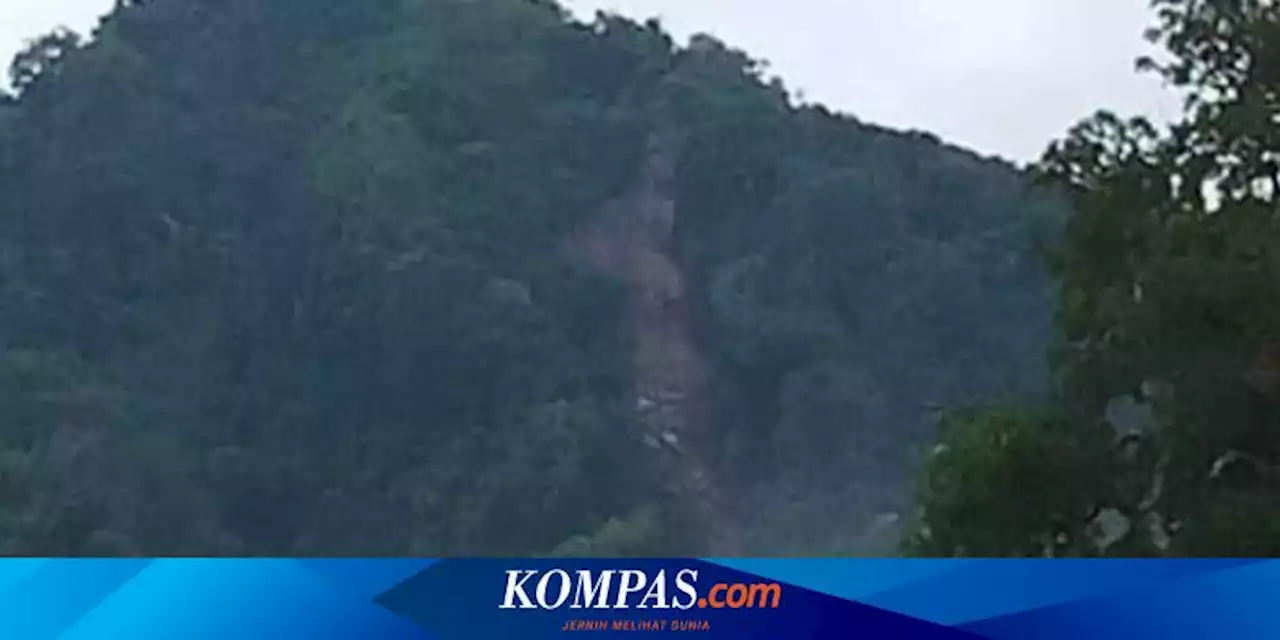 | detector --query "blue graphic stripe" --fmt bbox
[961,560,1280,640]
[858,558,1258,625]
[0,558,49,598]
[0,558,151,640]
[1,558,1279,639]
[60,559,430,640]
[299,559,438,600]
